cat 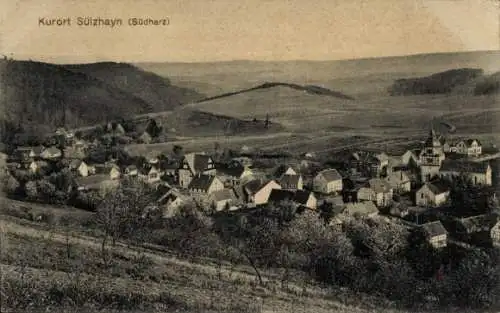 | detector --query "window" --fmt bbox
[420,193,424,199]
